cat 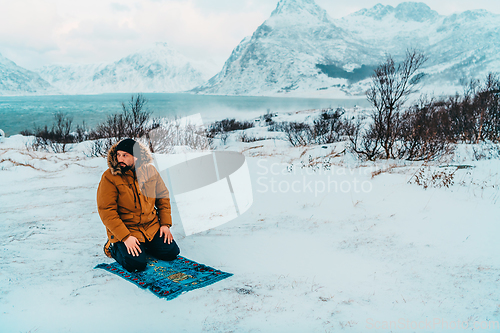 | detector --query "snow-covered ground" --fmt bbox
[1,109,499,332]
